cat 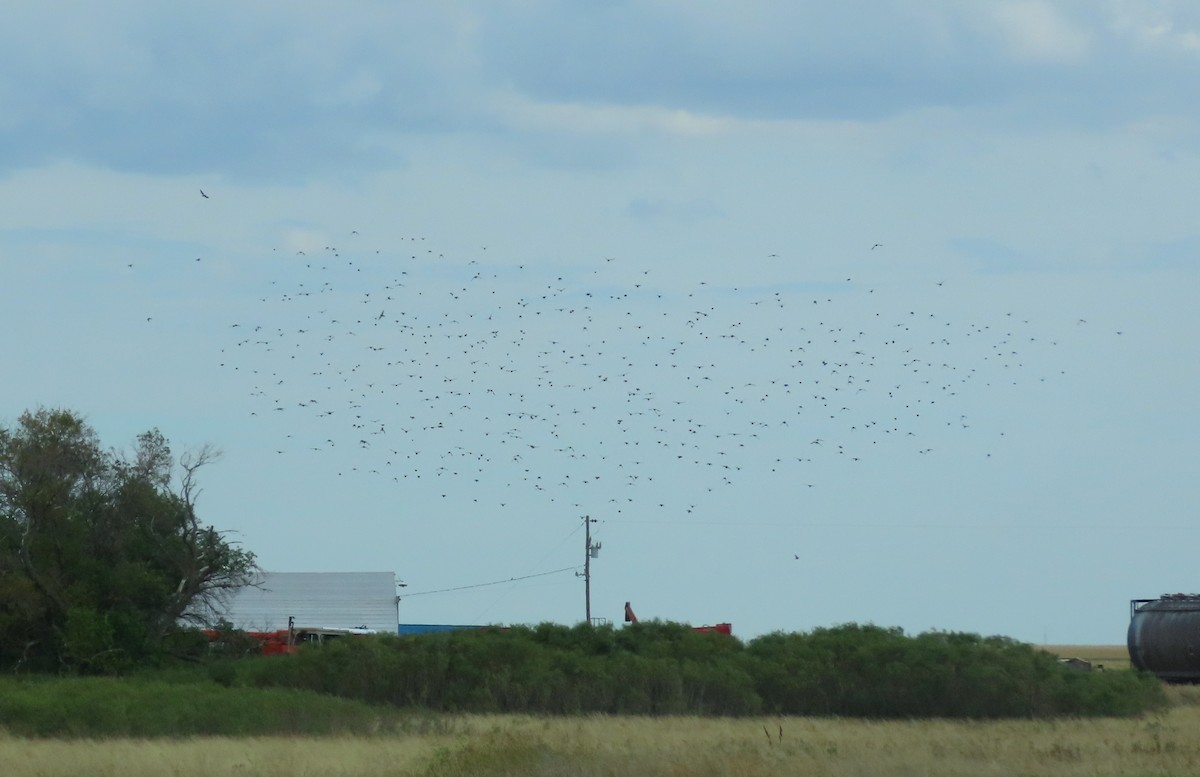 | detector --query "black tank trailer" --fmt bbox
[1128,594,1200,682]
